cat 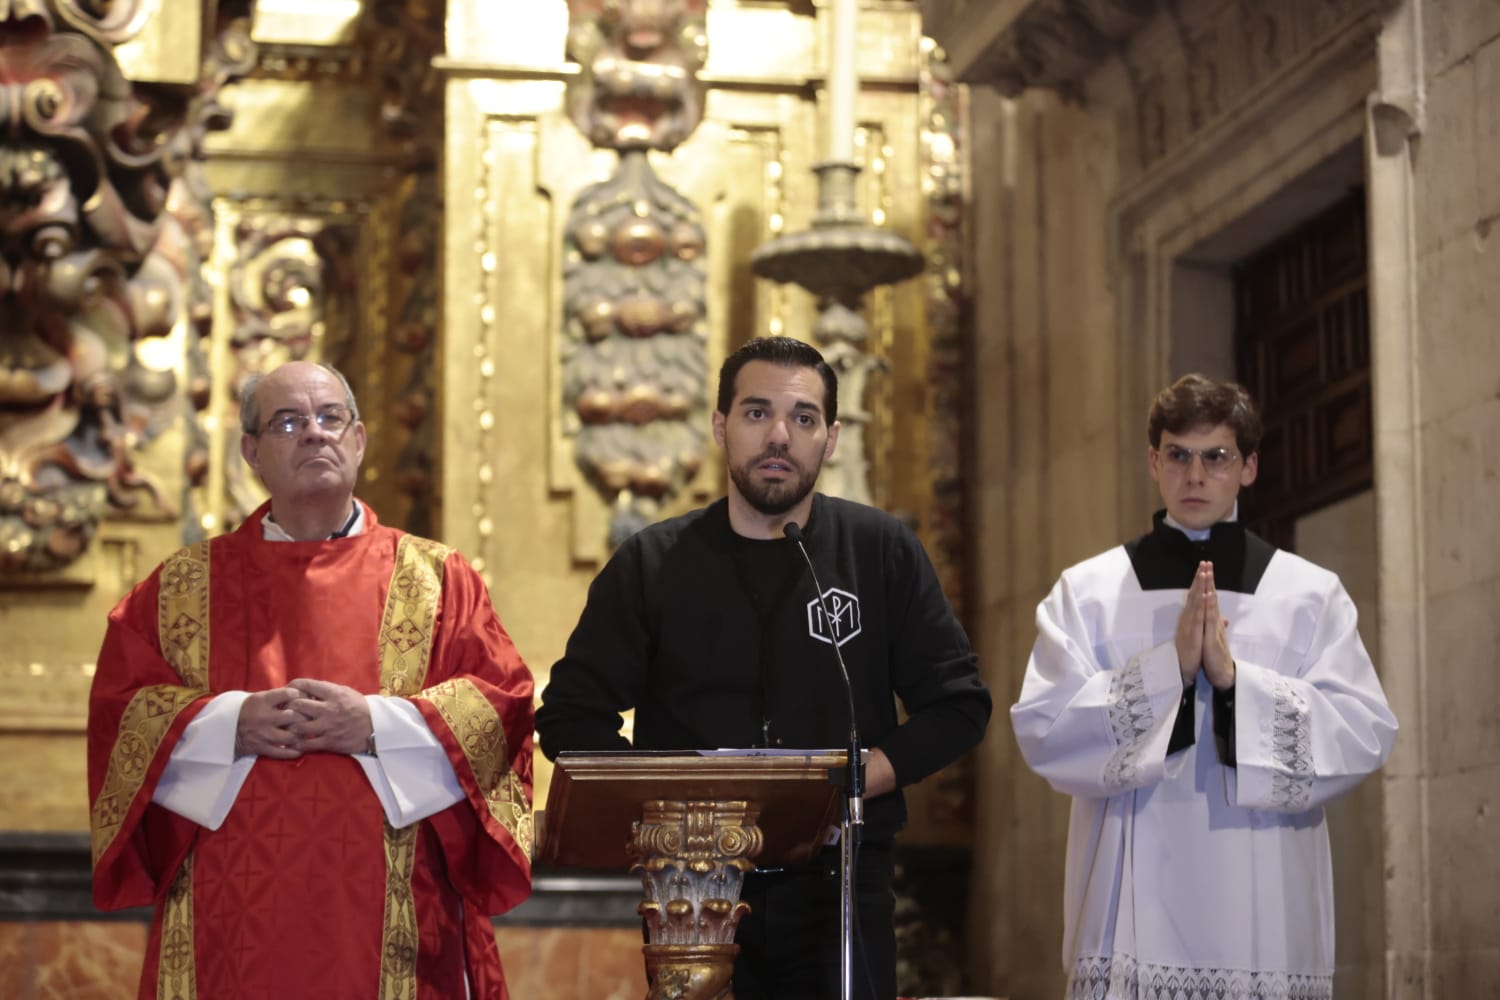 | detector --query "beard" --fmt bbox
[728,447,822,516]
